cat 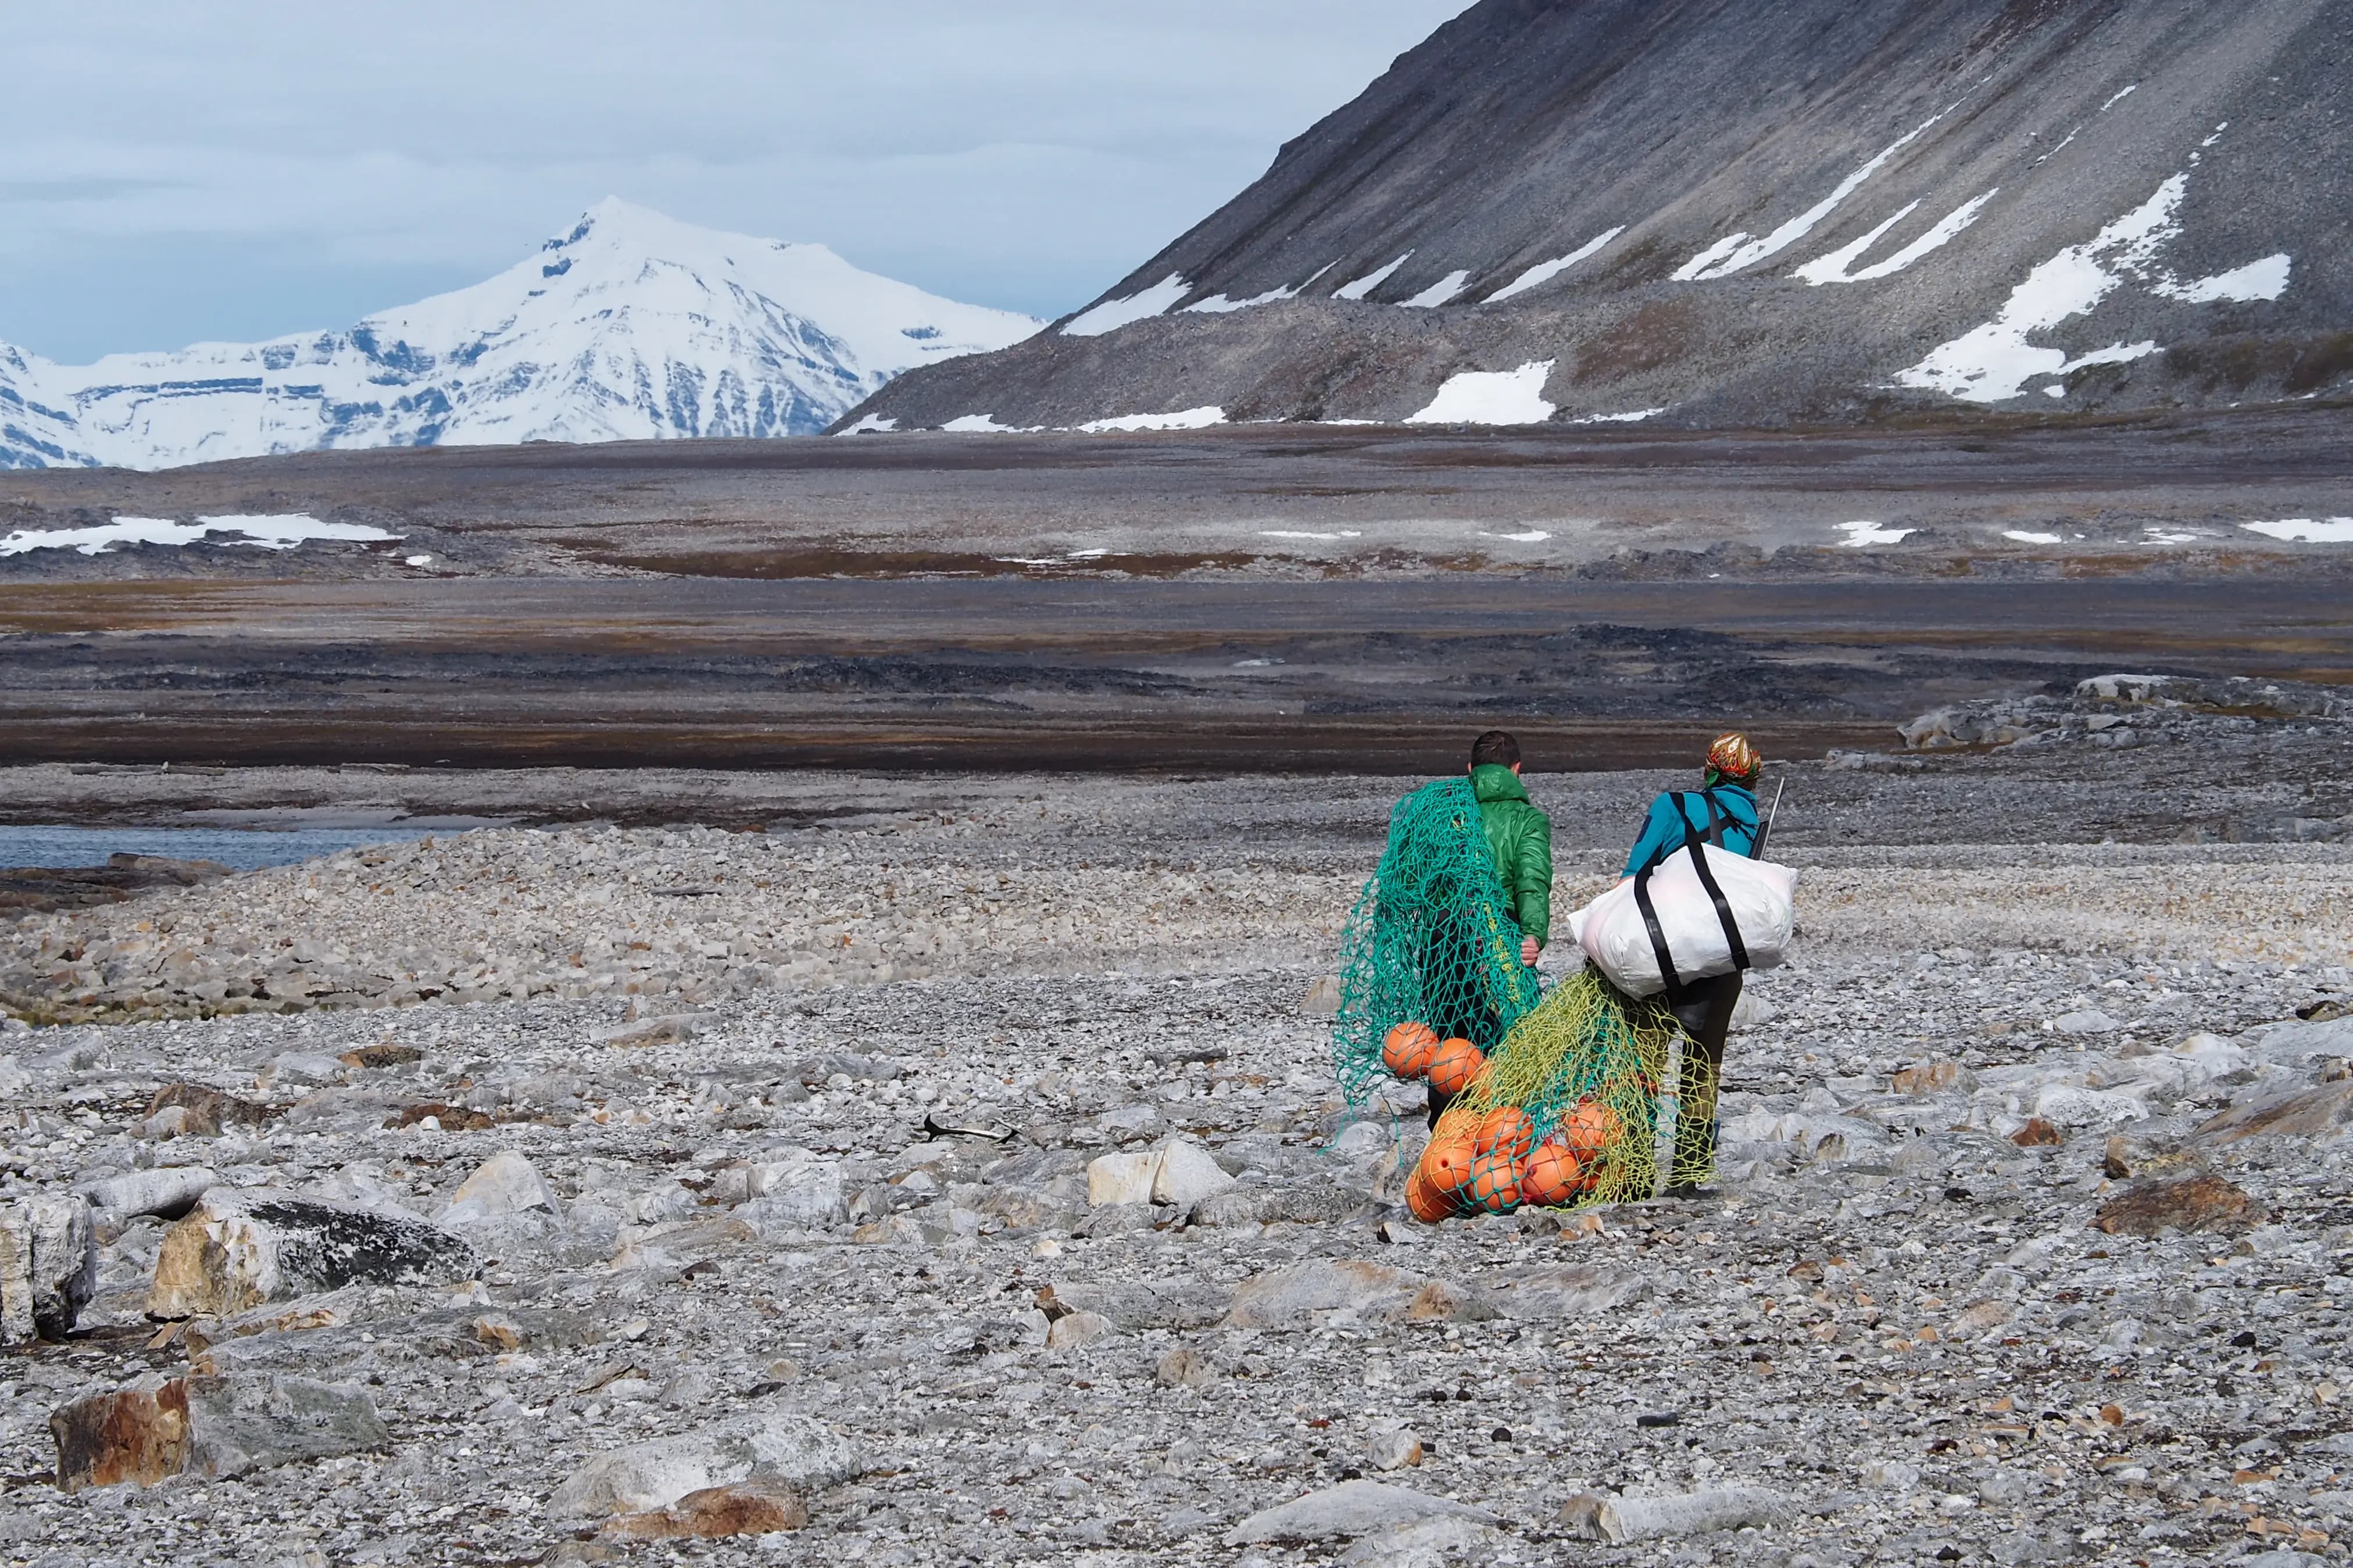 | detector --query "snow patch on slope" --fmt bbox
[1838,521,1914,547]
[1406,361,1557,425]
[2243,518,2353,543]
[1485,229,1624,303]
[1073,407,1225,434]
[1185,265,1335,315]
[1569,407,1667,425]
[942,414,1039,434]
[1794,190,1998,285]
[1335,254,1414,301]
[1897,168,2289,403]
[1674,111,1947,281]
[0,514,399,557]
[2155,254,2291,303]
[1400,270,1472,309]
[939,409,1222,435]
[1063,275,1192,337]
